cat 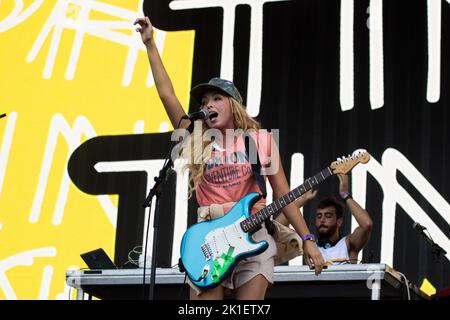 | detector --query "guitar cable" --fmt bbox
[195,267,209,281]
[178,274,188,300]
